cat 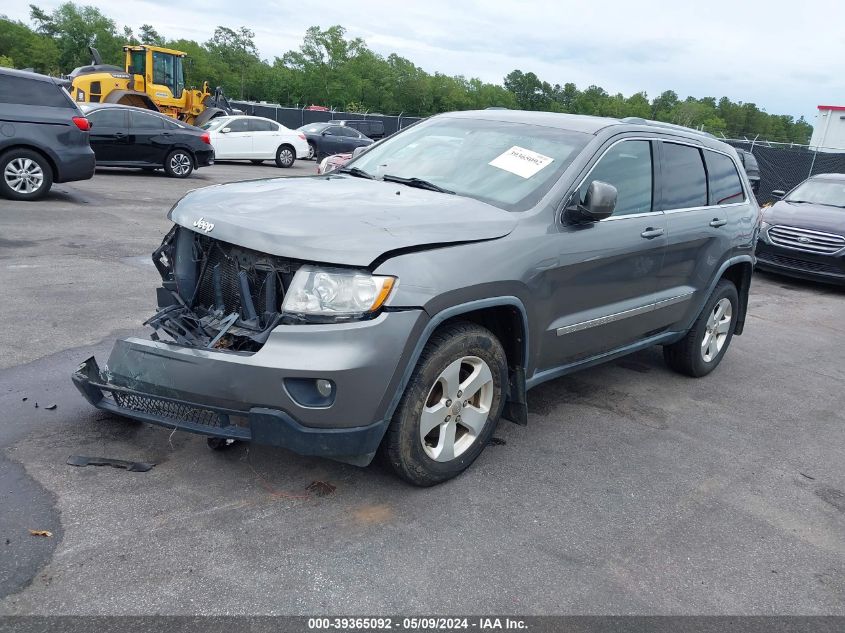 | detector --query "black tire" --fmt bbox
[663,279,739,377]
[275,144,296,168]
[381,322,507,486]
[163,150,194,178]
[250,159,264,165]
[307,141,317,161]
[0,148,53,201]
